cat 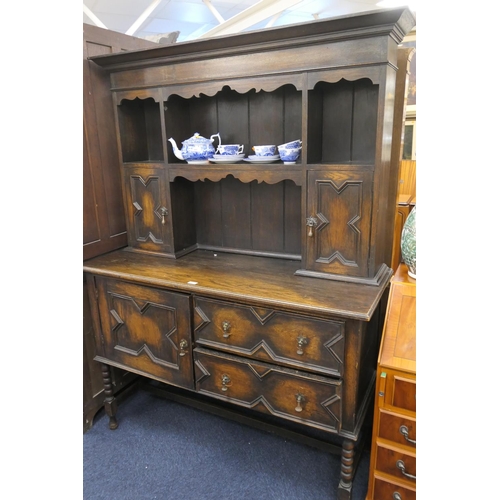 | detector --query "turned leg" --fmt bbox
[101,363,118,430]
[337,438,355,500]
